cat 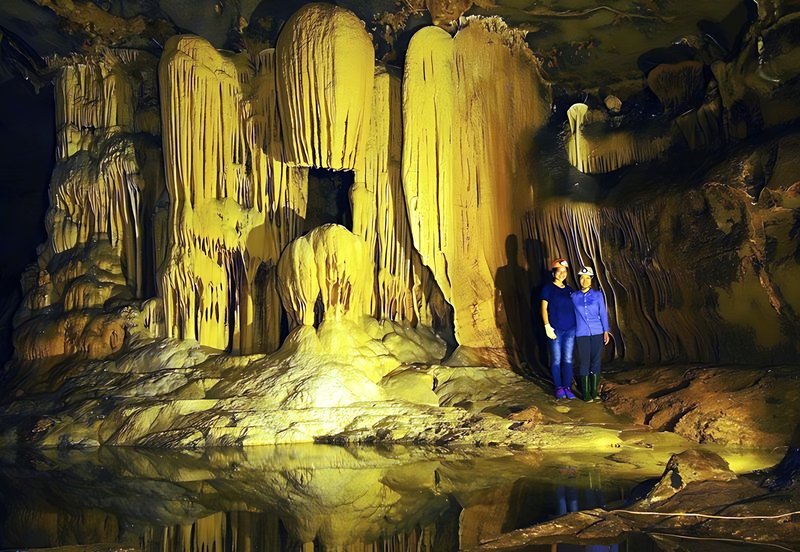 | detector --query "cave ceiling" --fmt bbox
[0,0,746,94]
